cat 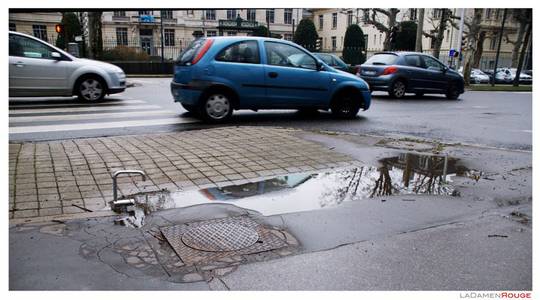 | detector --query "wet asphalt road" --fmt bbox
[9,77,532,151]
